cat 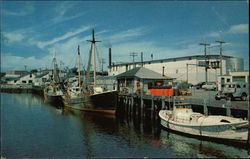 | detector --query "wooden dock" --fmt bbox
[116,93,249,120]
[0,84,44,95]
